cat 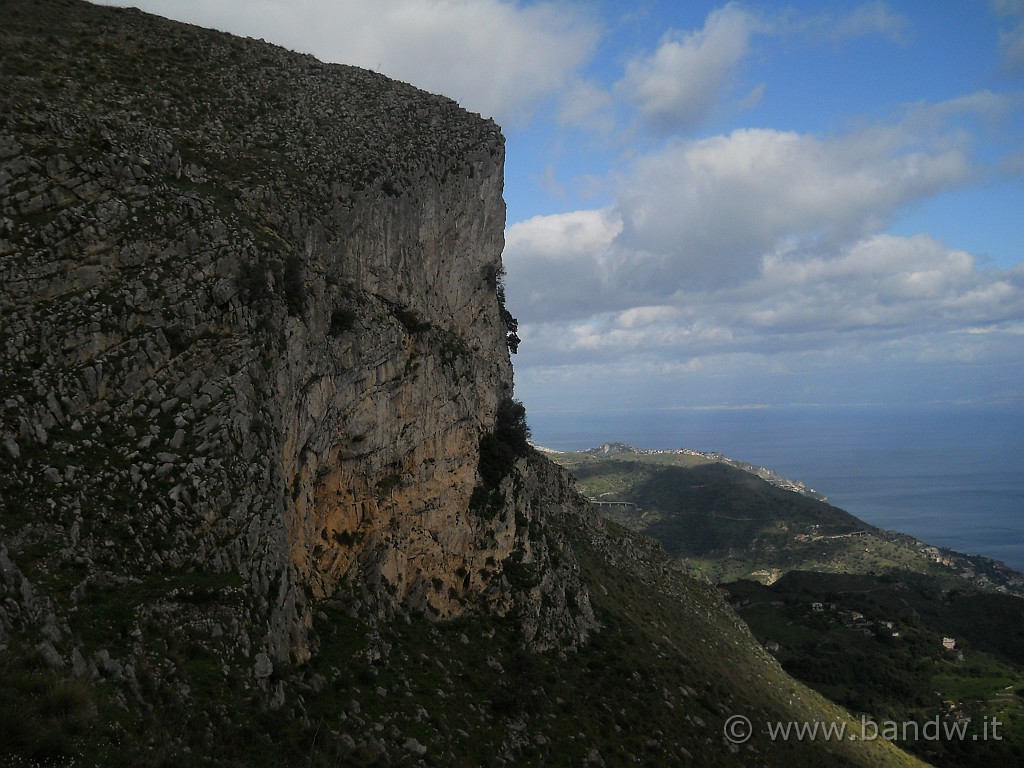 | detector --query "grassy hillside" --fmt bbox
[551,445,1024,592]
[723,572,1024,767]
[550,444,1024,767]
